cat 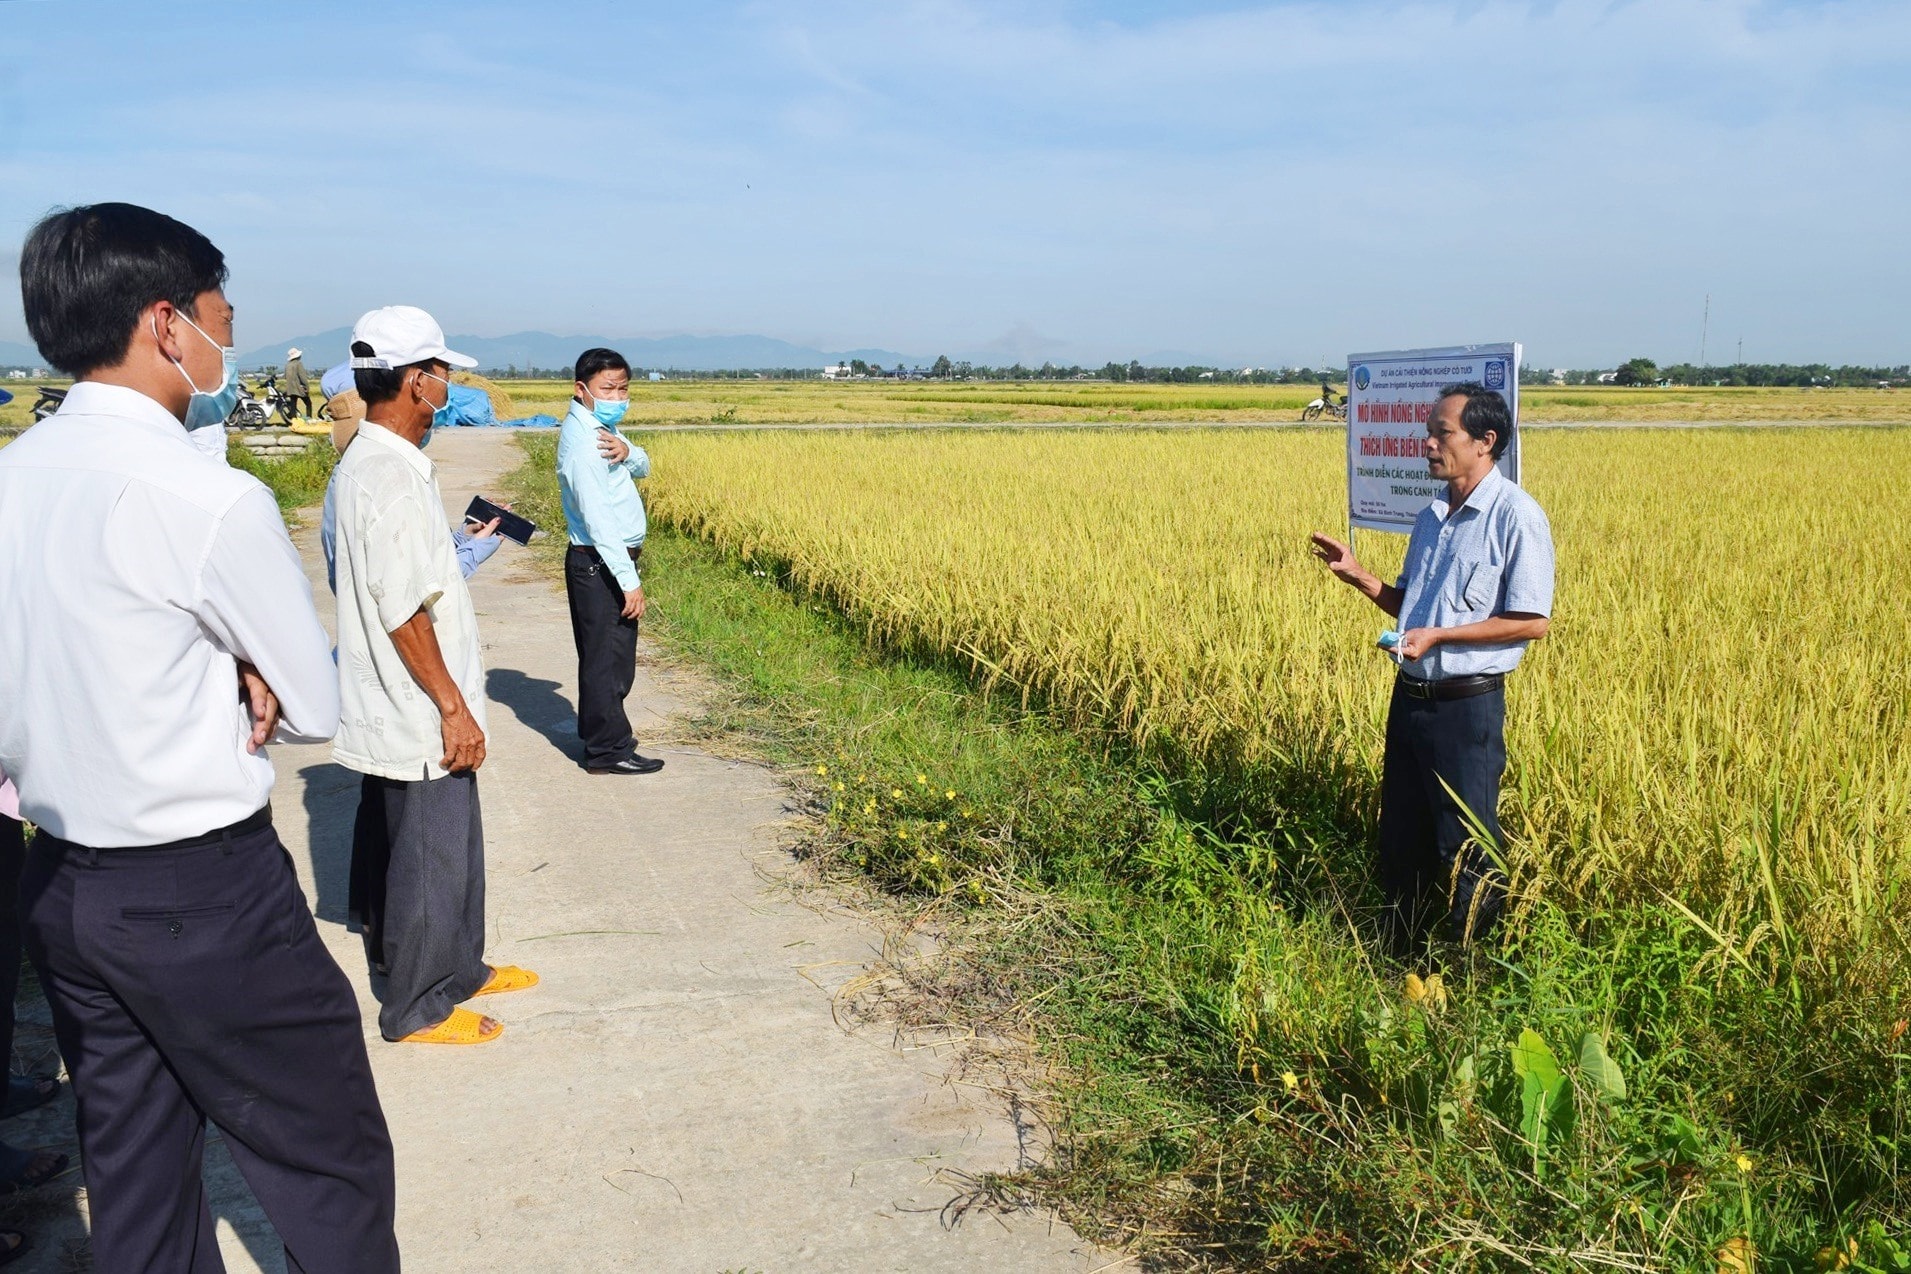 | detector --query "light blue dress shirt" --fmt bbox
[556,401,649,593]
[1394,466,1555,680]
